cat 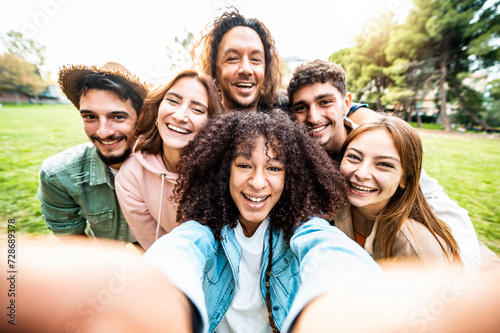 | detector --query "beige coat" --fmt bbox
[334,205,449,266]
